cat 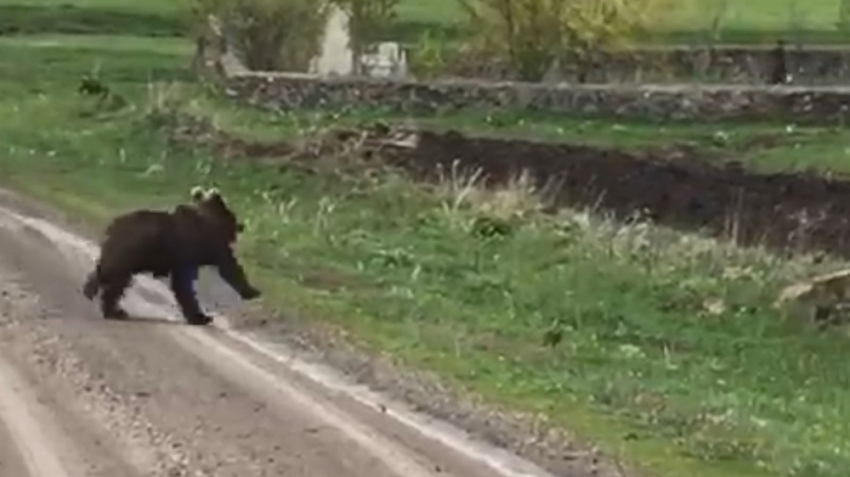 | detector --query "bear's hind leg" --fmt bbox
[100,274,131,320]
[170,266,211,325]
[82,267,100,300]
